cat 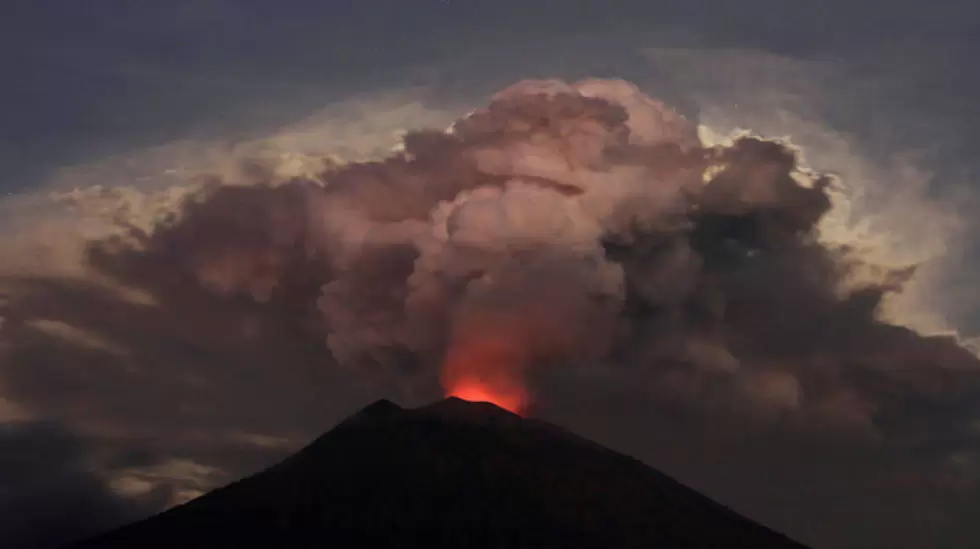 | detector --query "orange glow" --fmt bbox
[448,380,526,414]
[441,326,530,416]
